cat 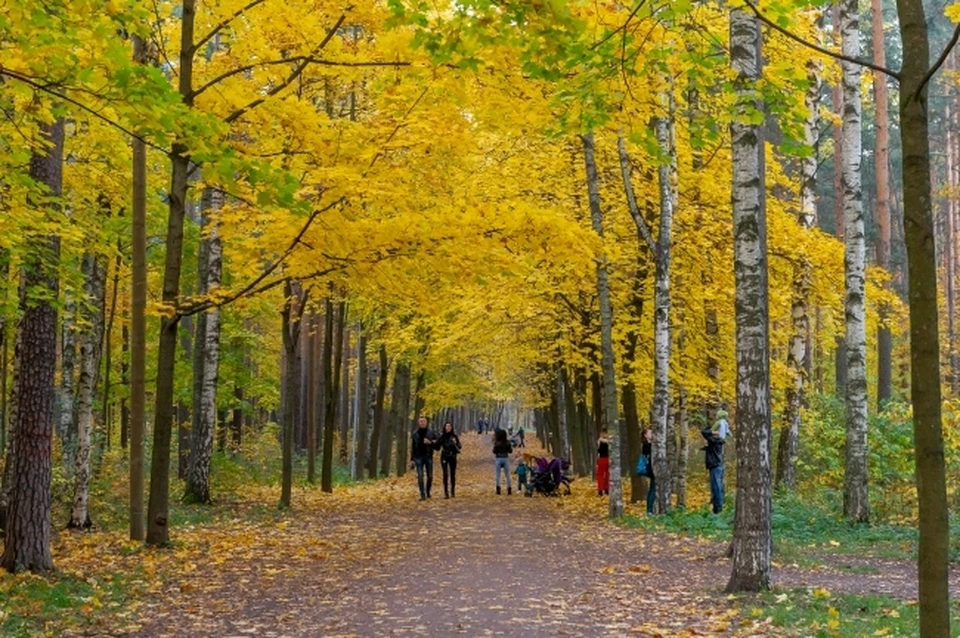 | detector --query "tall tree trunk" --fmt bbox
[232,384,243,448]
[102,245,122,451]
[581,131,622,519]
[895,0,950,632]
[832,1,848,399]
[353,325,368,479]
[368,344,387,479]
[945,89,959,397]
[306,315,318,483]
[280,281,303,508]
[777,62,819,491]
[147,0,196,545]
[840,0,869,524]
[650,104,675,514]
[322,300,344,491]
[338,311,349,463]
[129,34,148,541]
[392,363,412,477]
[68,252,105,529]
[674,387,689,508]
[177,313,192,481]
[1,118,64,572]
[726,9,772,593]
[873,0,893,406]
[185,187,224,504]
[58,300,76,470]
